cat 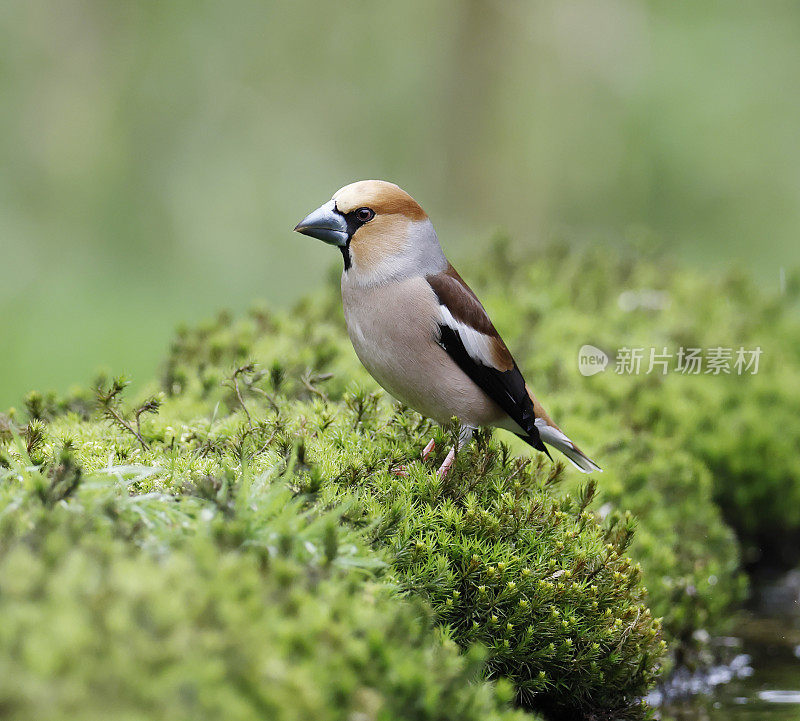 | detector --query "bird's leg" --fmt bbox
[437,426,474,478]
[393,438,436,476]
[437,447,456,477]
[402,427,473,478]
